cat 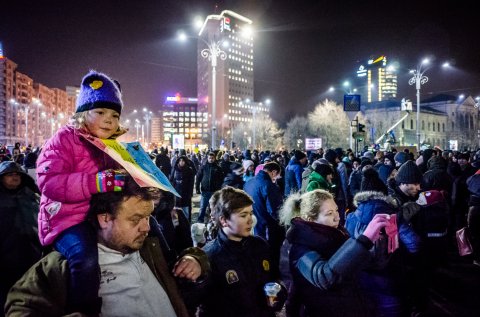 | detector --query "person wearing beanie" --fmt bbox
[221,162,245,189]
[324,149,338,164]
[377,163,395,186]
[34,70,133,314]
[242,159,255,183]
[394,152,408,167]
[418,149,436,174]
[285,150,308,196]
[383,153,395,167]
[361,151,375,162]
[219,152,231,176]
[353,157,430,317]
[324,149,349,225]
[421,155,452,193]
[306,162,334,193]
[347,157,363,202]
[361,168,388,194]
[346,170,420,317]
